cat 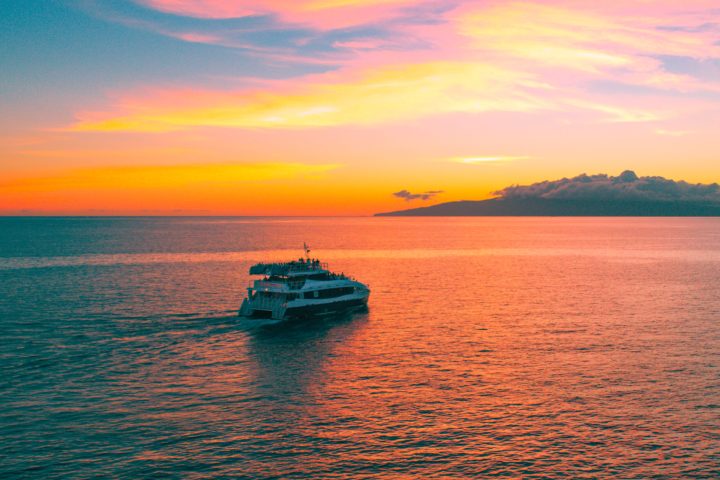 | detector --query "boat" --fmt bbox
[239,245,370,321]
